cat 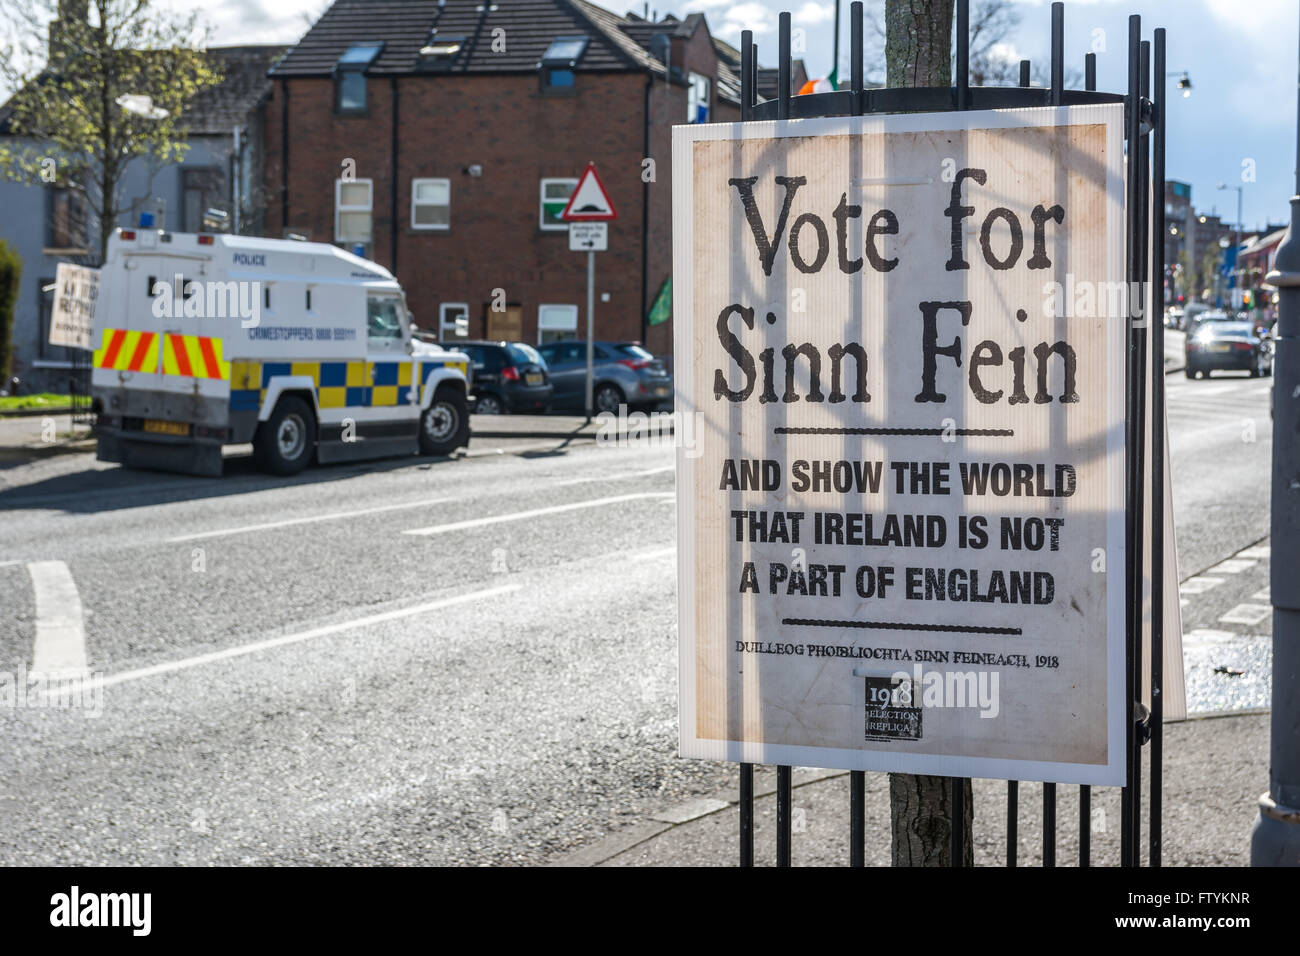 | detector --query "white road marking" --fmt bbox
[1251,586,1271,602]
[167,497,453,542]
[552,465,674,487]
[0,559,22,569]
[403,492,673,536]
[1188,384,1237,397]
[1179,576,1224,595]
[1237,544,1270,560]
[629,546,676,561]
[1208,558,1257,575]
[26,561,88,677]
[98,584,520,689]
[1219,603,1272,626]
